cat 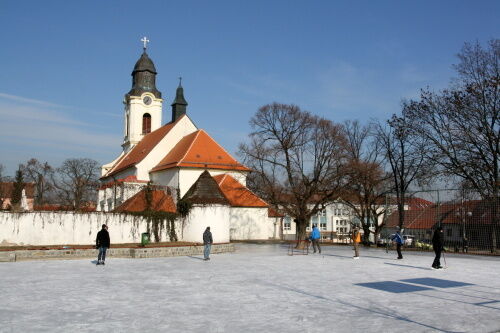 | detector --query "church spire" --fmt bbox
[171,77,188,122]
[127,37,161,99]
